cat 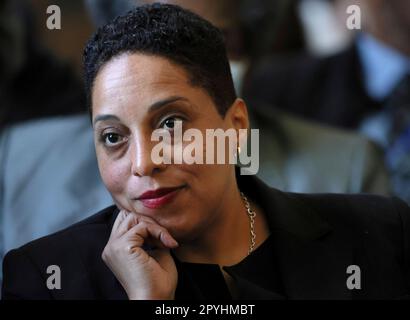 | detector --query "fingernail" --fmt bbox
[168,236,179,247]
